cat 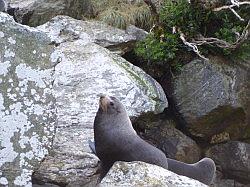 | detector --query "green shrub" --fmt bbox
[159,0,210,37]
[134,0,250,67]
[135,32,179,63]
